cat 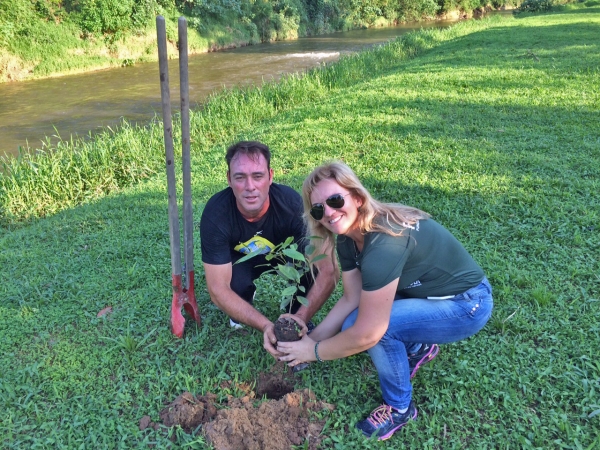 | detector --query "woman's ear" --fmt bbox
[354,195,363,210]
